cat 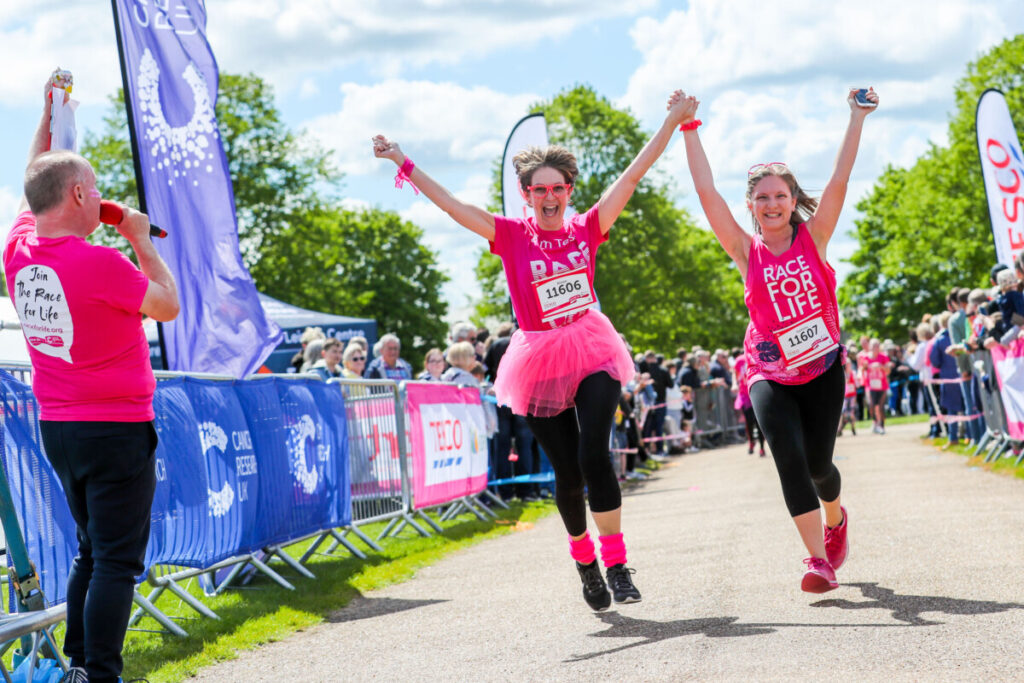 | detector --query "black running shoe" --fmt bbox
[59,668,88,683]
[576,560,611,611]
[606,564,642,604]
